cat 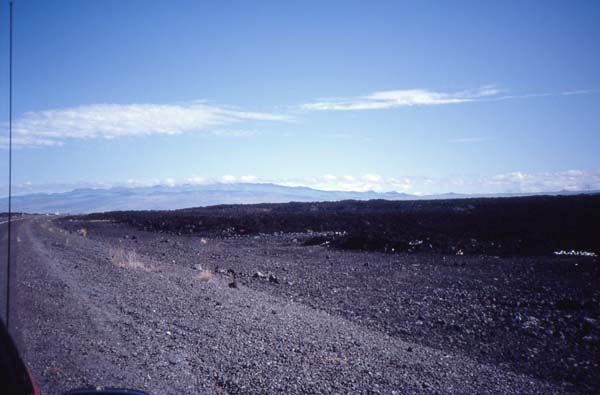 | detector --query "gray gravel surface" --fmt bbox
[9,217,592,394]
